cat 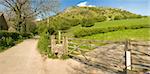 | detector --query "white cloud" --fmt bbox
[88,5,96,7]
[77,2,87,7]
[35,18,41,21]
[77,1,96,7]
